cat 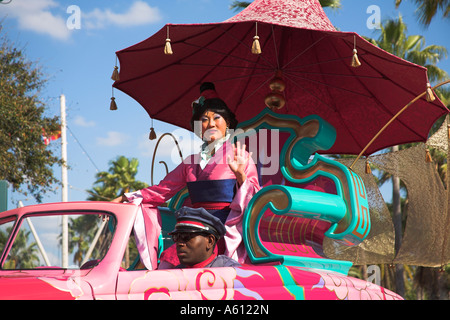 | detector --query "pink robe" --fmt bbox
[126,141,260,269]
